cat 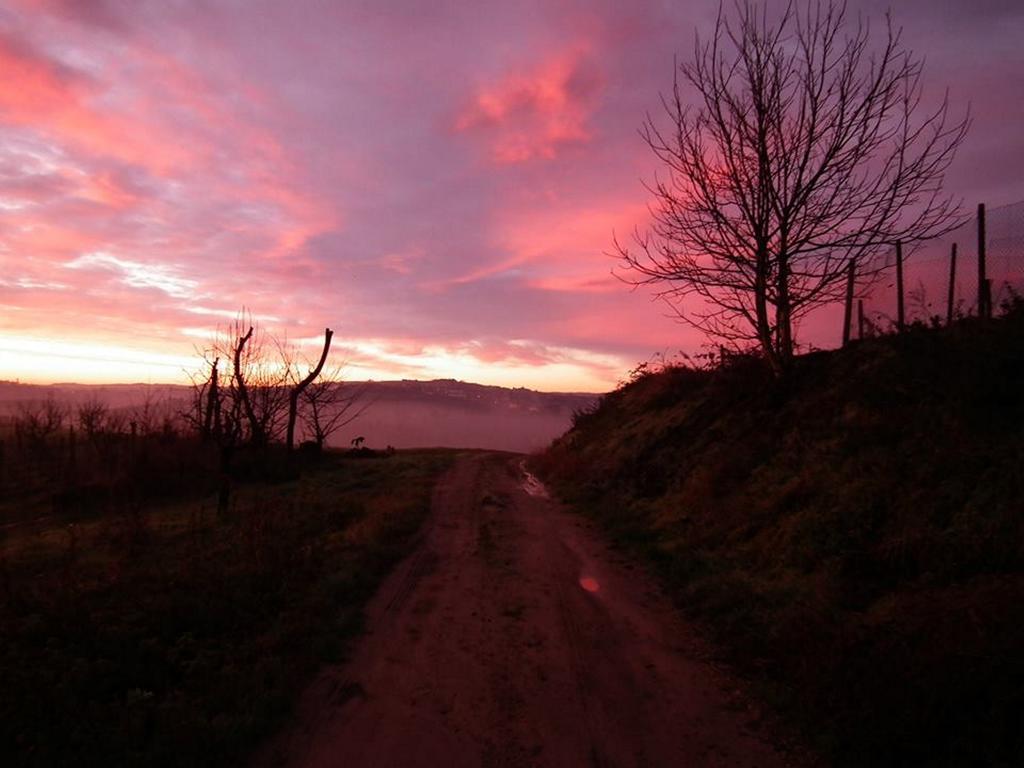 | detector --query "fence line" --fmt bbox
[848,199,1024,339]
